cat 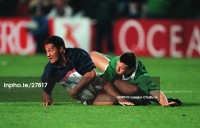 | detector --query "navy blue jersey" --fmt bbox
[41,48,95,94]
